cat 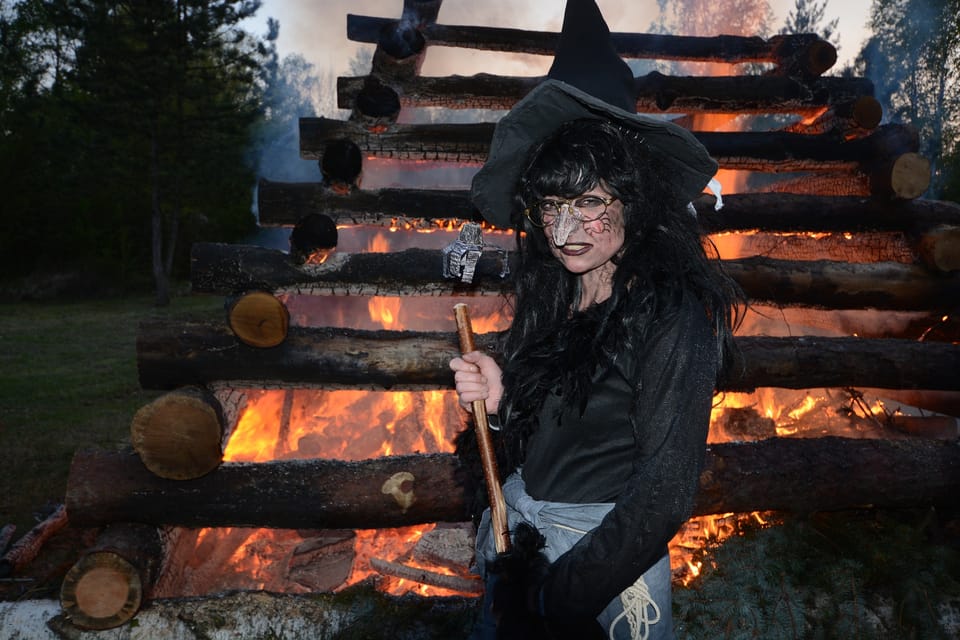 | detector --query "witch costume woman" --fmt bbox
[449,1,742,639]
